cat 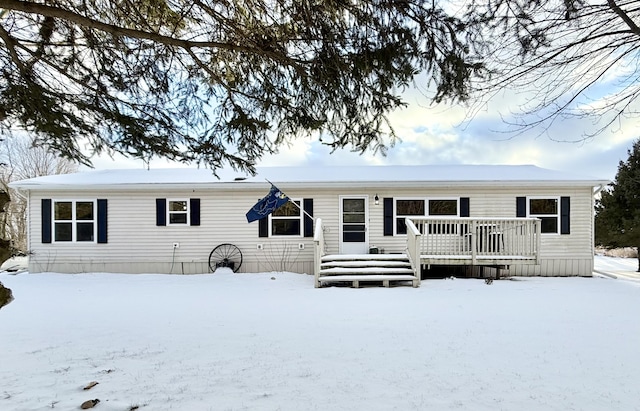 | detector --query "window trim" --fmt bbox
[268,198,303,237]
[394,197,460,235]
[166,198,190,226]
[526,196,561,235]
[52,199,97,243]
